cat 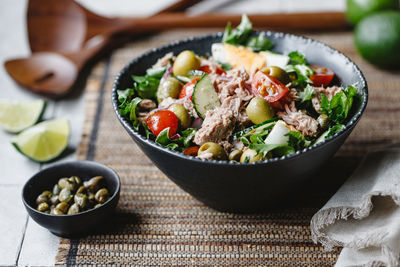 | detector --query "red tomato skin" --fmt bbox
[183,146,200,156]
[309,65,335,87]
[199,65,225,75]
[251,71,290,103]
[179,78,200,100]
[146,110,178,137]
